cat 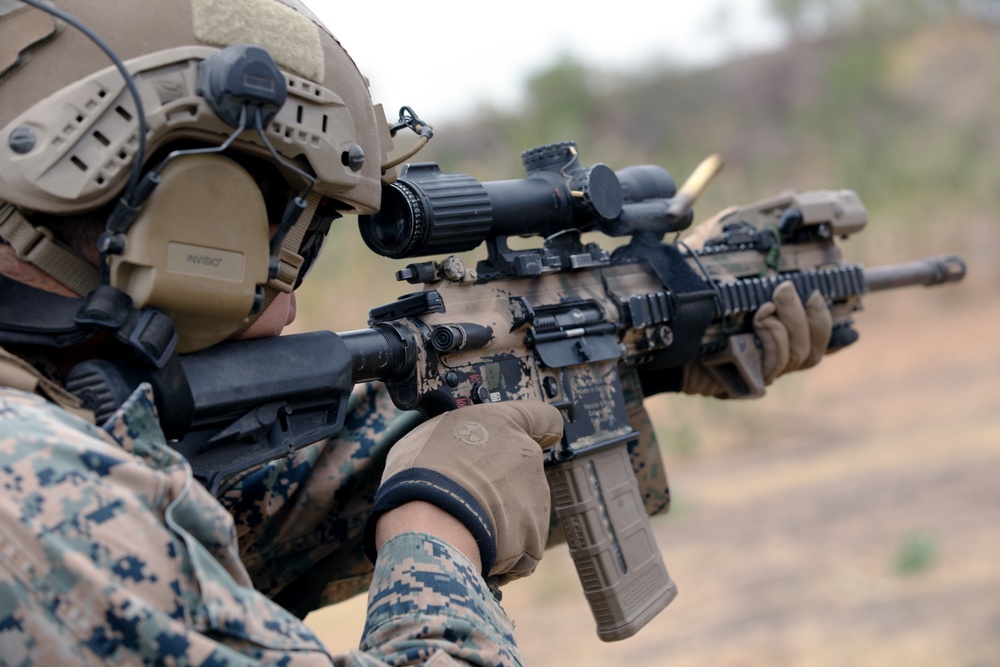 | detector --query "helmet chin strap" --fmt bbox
[0,203,100,297]
[0,205,172,372]
[231,189,322,339]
